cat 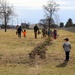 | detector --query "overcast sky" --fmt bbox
[7,0,75,25]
